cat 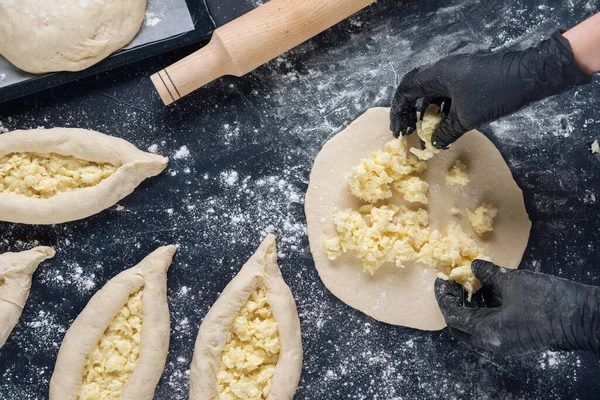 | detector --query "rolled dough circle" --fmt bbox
[0,0,147,73]
[305,108,532,331]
